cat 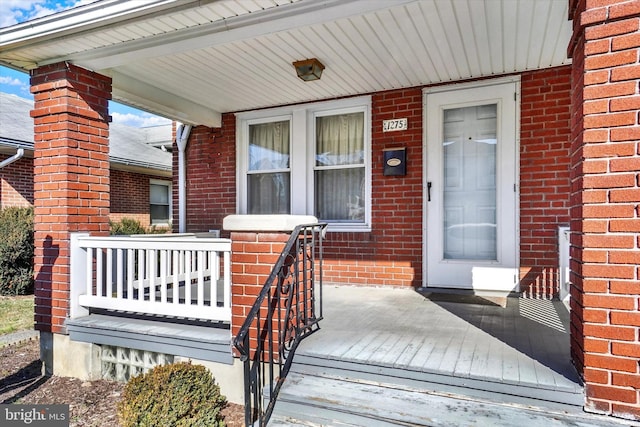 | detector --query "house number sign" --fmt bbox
[382,118,408,132]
